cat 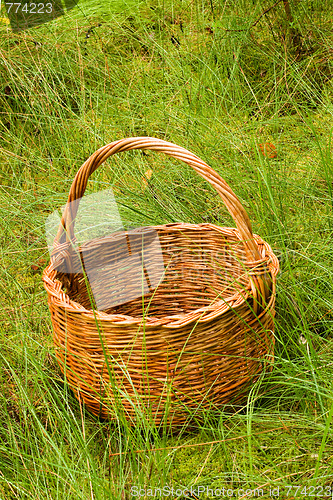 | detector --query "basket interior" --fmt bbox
[54,225,251,319]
